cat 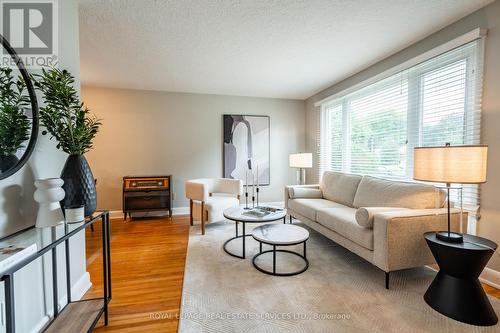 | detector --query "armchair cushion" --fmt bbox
[192,195,240,223]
